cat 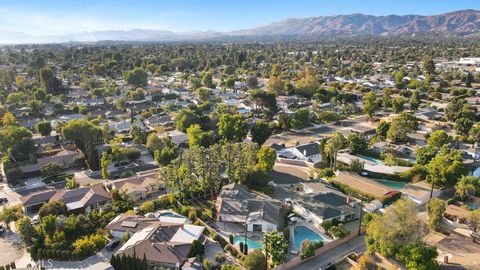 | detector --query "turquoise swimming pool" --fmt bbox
[293,226,325,249]
[357,154,384,165]
[373,179,406,190]
[233,236,264,249]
